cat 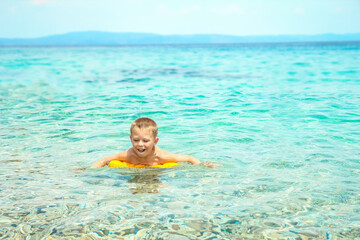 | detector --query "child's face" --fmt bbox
[130,127,159,157]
